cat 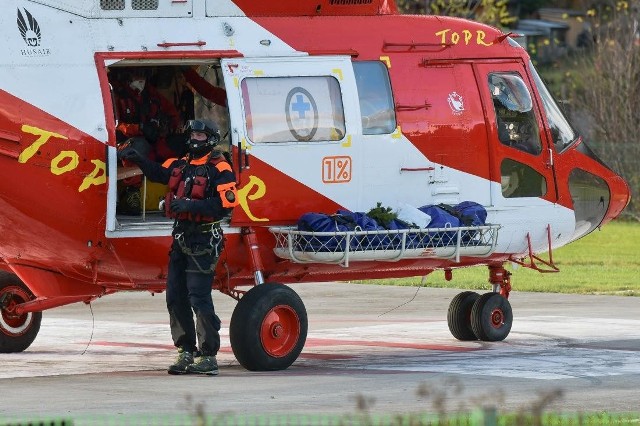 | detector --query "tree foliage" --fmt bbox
[565,0,640,219]
[396,0,516,27]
